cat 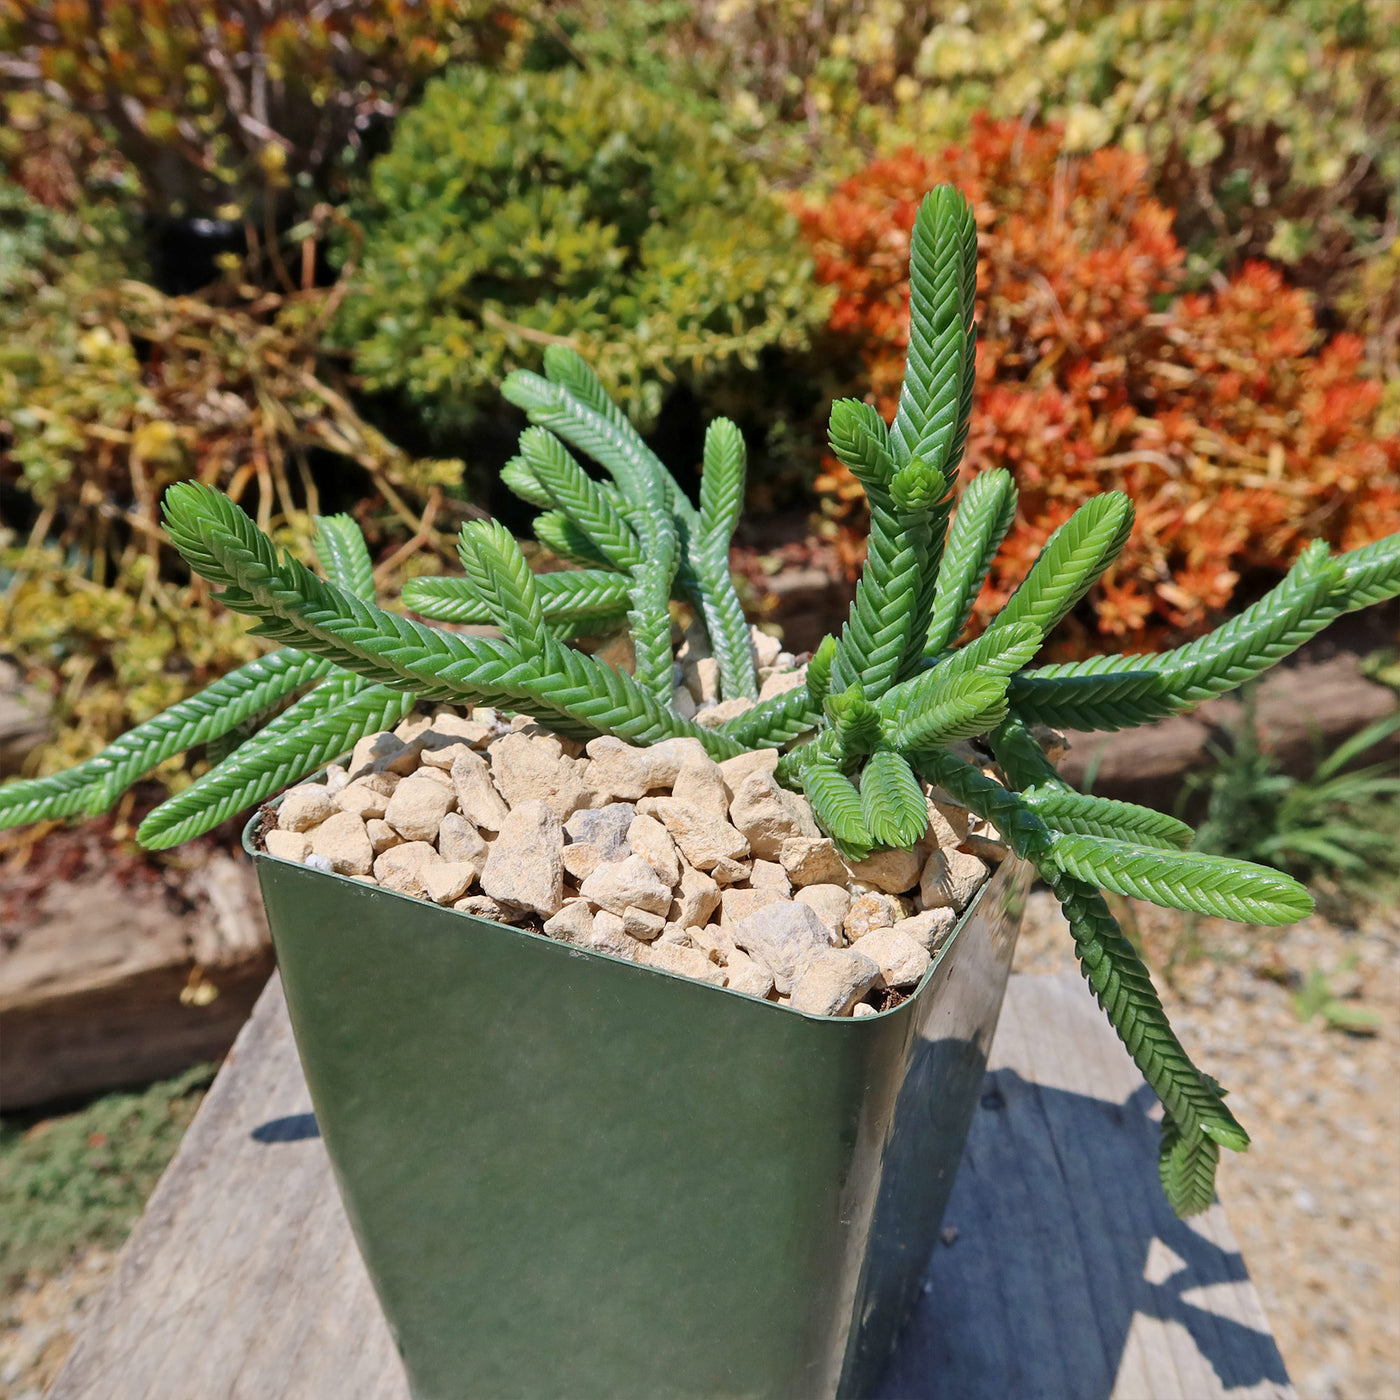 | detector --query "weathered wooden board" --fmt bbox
[49,973,1293,1400]
[1,855,273,1109]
